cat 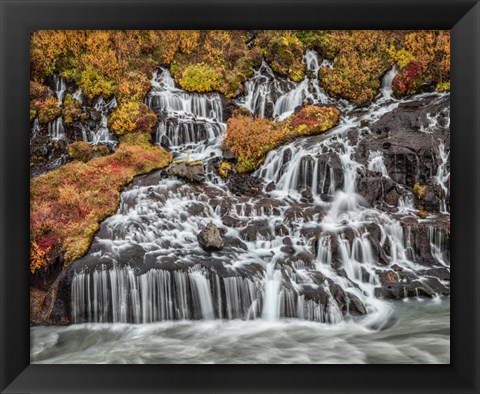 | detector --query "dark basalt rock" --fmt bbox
[240,220,273,242]
[346,292,367,316]
[378,270,398,286]
[197,222,224,252]
[116,244,146,265]
[356,96,449,191]
[223,236,248,251]
[274,224,289,236]
[400,215,450,266]
[301,189,314,203]
[265,181,276,192]
[226,173,263,196]
[422,183,444,212]
[222,215,247,228]
[417,267,450,281]
[374,277,449,300]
